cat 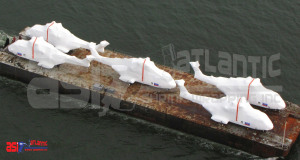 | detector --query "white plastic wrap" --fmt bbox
[190,61,285,110]
[25,21,109,53]
[8,37,90,69]
[87,43,176,89]
[175,80,273,130]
